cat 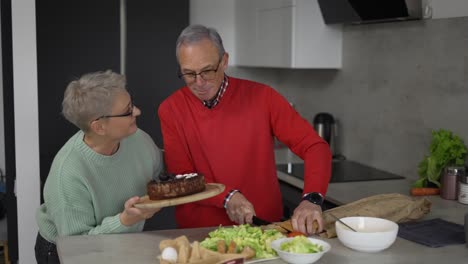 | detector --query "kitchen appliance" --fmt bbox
[317,0,423,25]
[277,161,405,183]
[313,112,338,157]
